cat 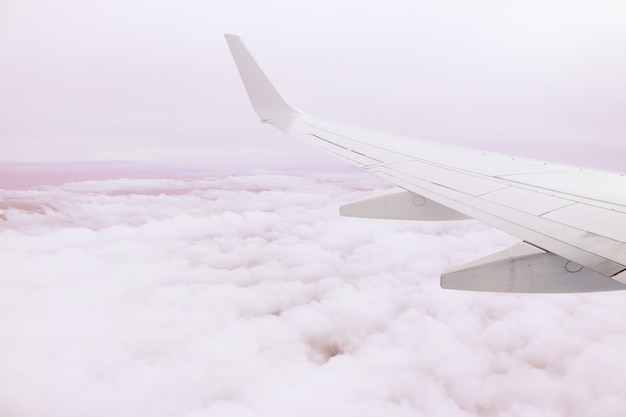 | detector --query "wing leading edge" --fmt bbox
[225,34,626,293]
